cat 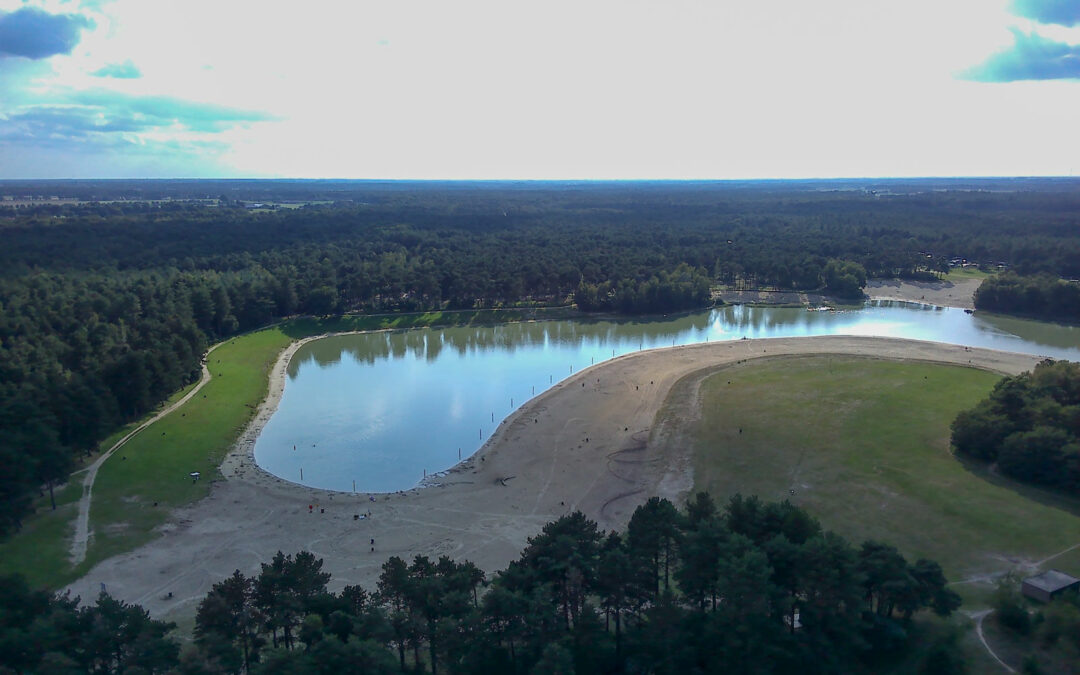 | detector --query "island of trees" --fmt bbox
[974,273,1080,323]
[951,359,1080,495]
